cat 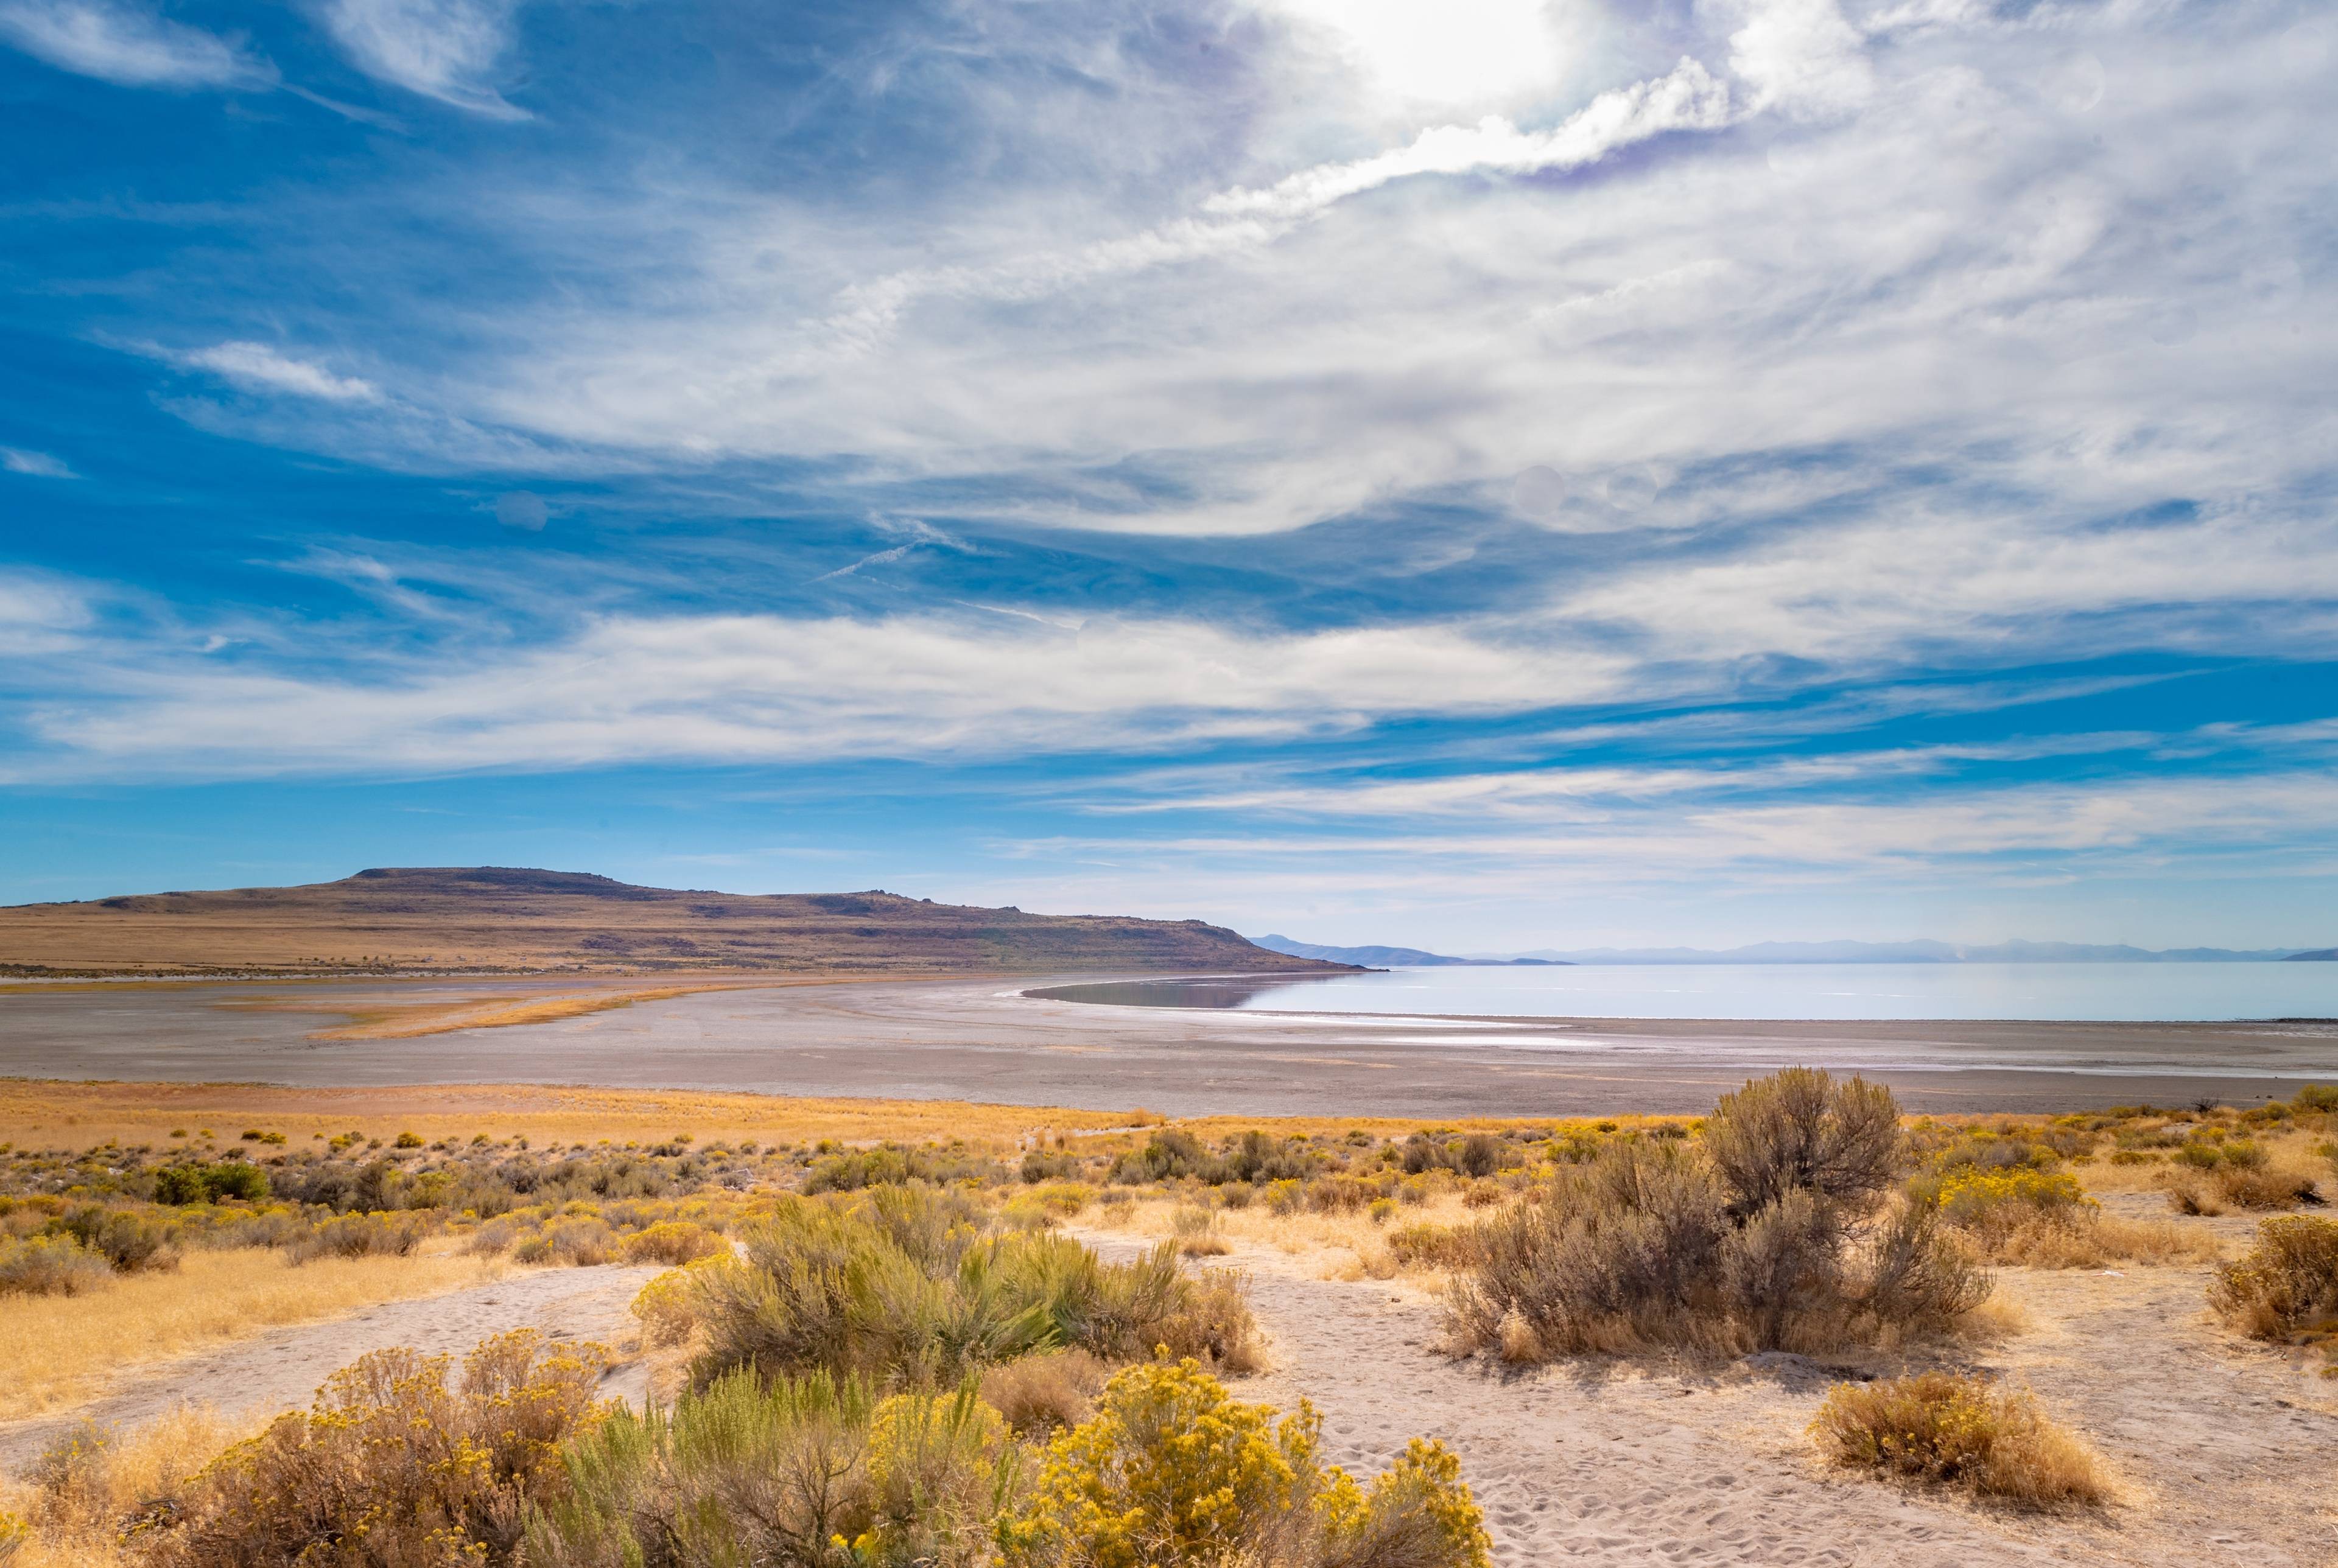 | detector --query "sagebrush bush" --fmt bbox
[533,1370,1014,1568]
[690,1187,1257,1388]
[58,1205,182,1273]
[1450,1071,1986,1357]
[621,1219,724,1265]
[2208,1216,2338,1339]
[284,1210,428,1264]
[995,1359,1490,1568]
[145,1329,607,1568]
[1810,1373,2110,1507]
[0,1236,116,1297]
